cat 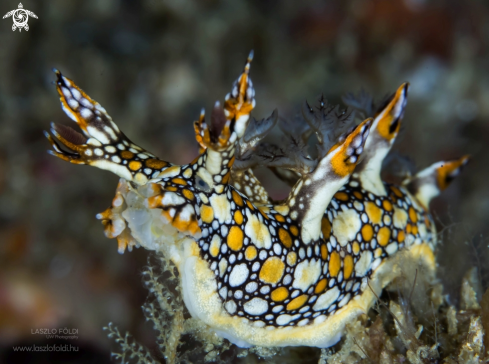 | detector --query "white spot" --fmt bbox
[283,274,292,285]
[298,319,309,326]
[80,98,93,108]
[225,300,237,314]
[313,287,340,311]
[178,204,194,222]
[276,314,300,326]
[272,305,284,313]
[221,243,228,254]
[353,201,363,211]
[252,262,260,271]
[210,235,221,257]
[219,287,228,299]
[393,206,408,229]
[71,89,81,100]
[80,107,93,119]
[330,235,337,248]
[314,315,327,324]
[418,223,427,238]
[161,192,185,206]
[371,258,382,271]
[386,242,398,255]
[338,293,351,308]
[332,209,362,247]
[245,185,252,197]
[183,168,192,178]
[87,138,102,147]
[229,264,249,287]
[243,298,268,316]
[245,282,258,293]
[355,251,373,277]
[158,166,181,179]
[292,259,321,291]
[104,126,117,141]
[68,99,79,109]
[273,243,282,255]
[209,194,231,224]
[219,259,228,277]
[91,160,132,180]
[94,148,104,156]
[244,209,272,249]
[87,126,110,144]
